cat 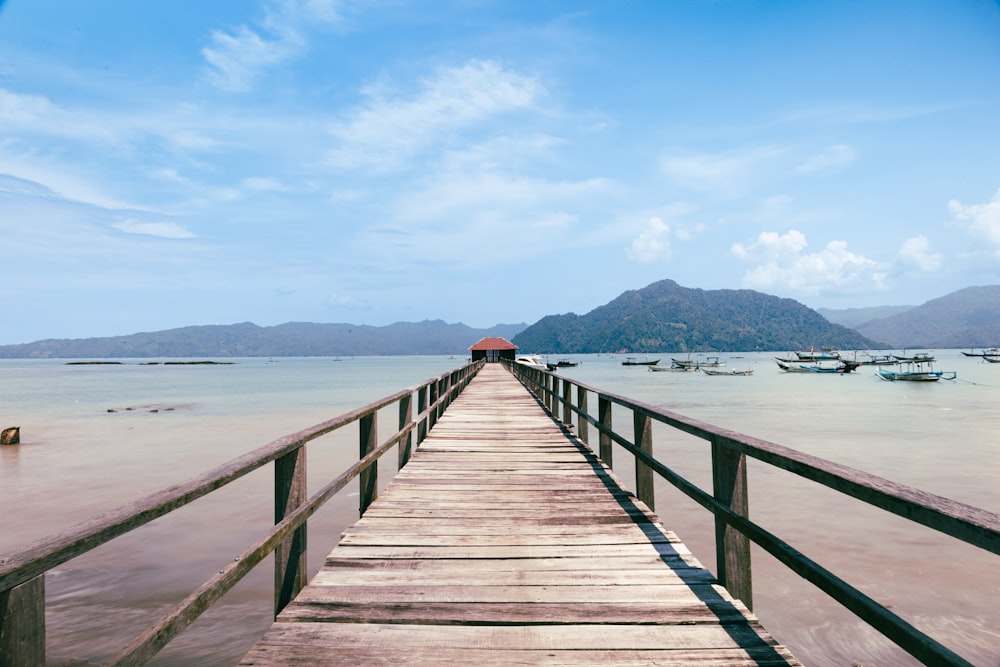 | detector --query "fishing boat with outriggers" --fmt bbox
[892,351,936,363]
[775,359,861,374]
[701,368,753,376]
[670,356,724,369]
[961,348,1000,359]
[793,348,841,361]
[876,360,956,382]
